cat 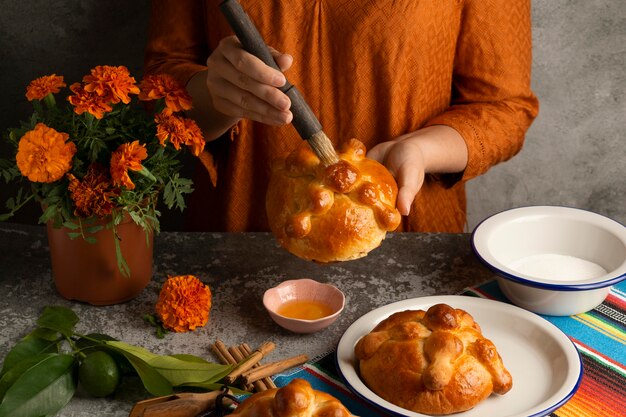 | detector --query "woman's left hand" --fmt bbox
[367,125,468,216]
